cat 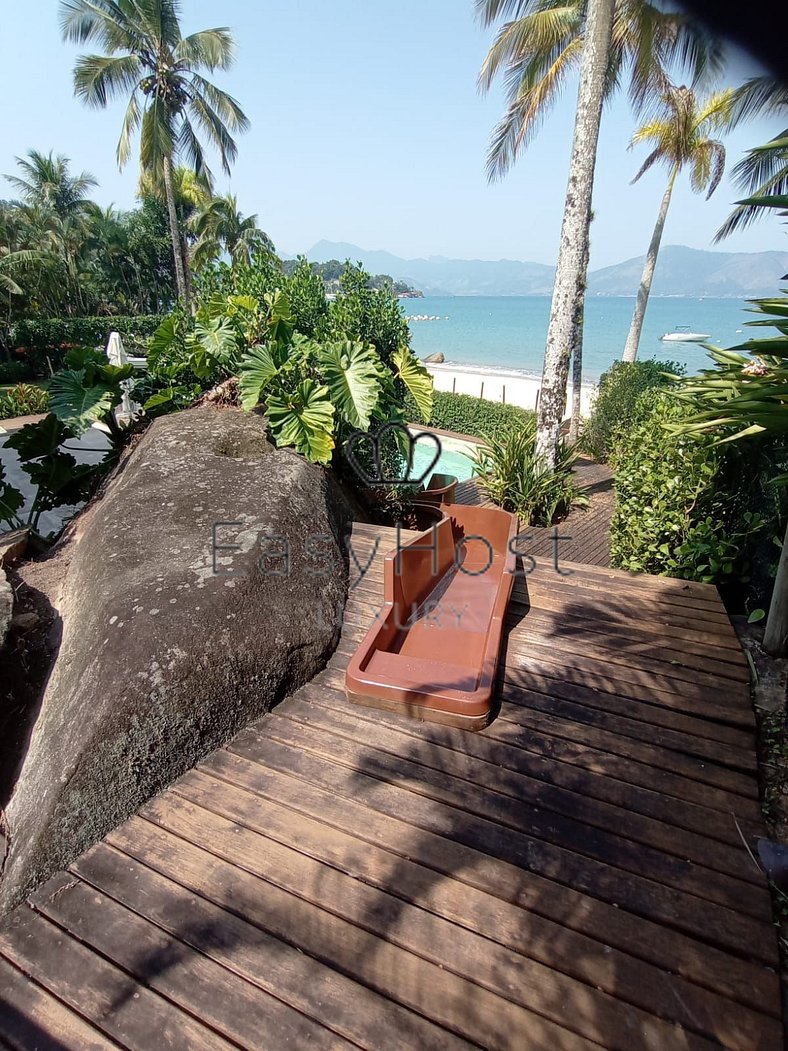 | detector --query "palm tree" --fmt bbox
[6,149,97,217]
[139,165,211,303]
[477,0,721,465]
[192,194,275,270]
[535,0,614,466]
[622,85,733,363]
[59,0,250,309]
[477,0,720,180]
[716,77,788,241]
